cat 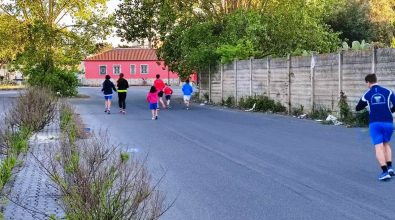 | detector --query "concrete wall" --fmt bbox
[200,48,395,113]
